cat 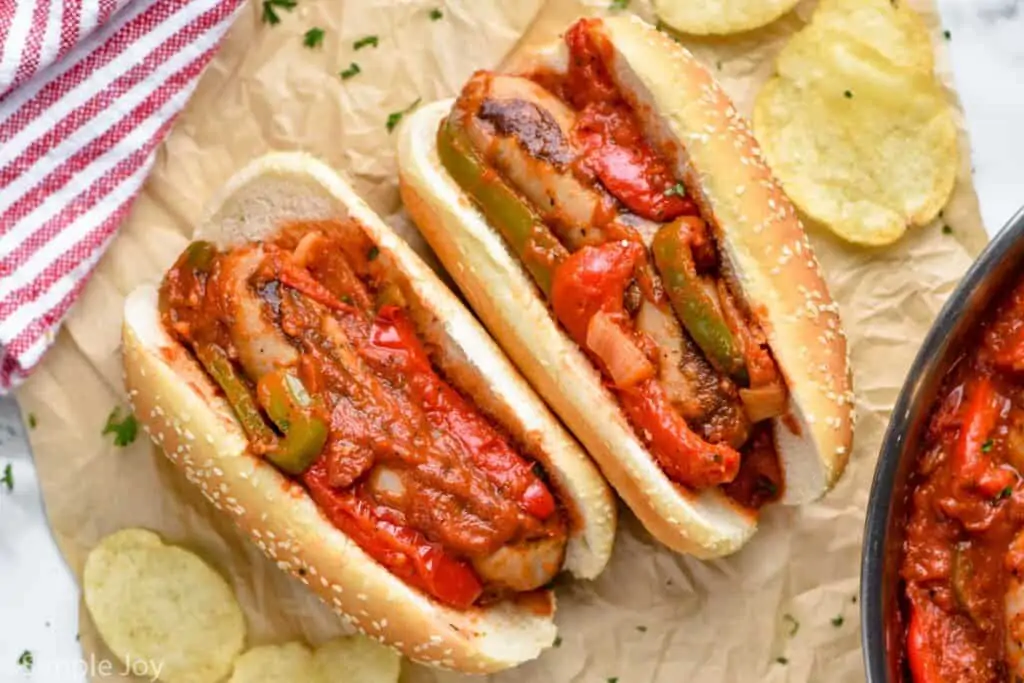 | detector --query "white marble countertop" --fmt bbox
[2,0,1024,679]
